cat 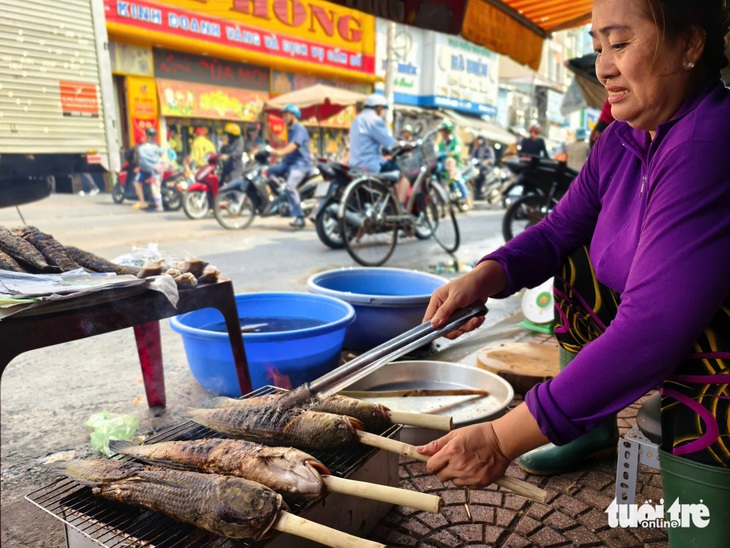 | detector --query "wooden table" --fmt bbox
[0,279,251,407]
